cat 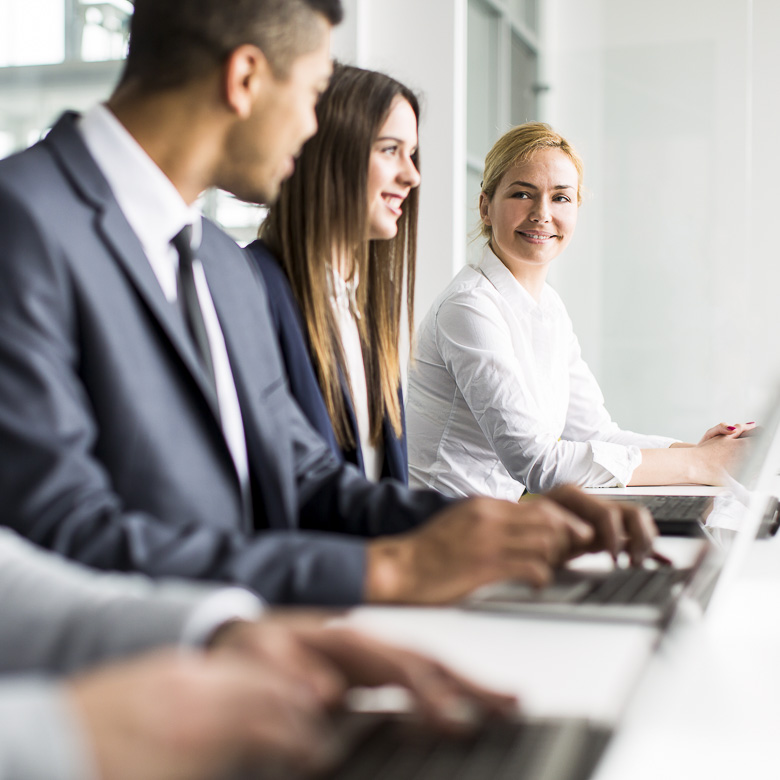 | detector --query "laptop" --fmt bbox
[462,398,780,626]
[264,400,780,780]
[591,492,715,537]
[461,538,711,626]
[591,422,780,538]
[593,490,779,539]
[256,711,611,780]
[318,712,610,780]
